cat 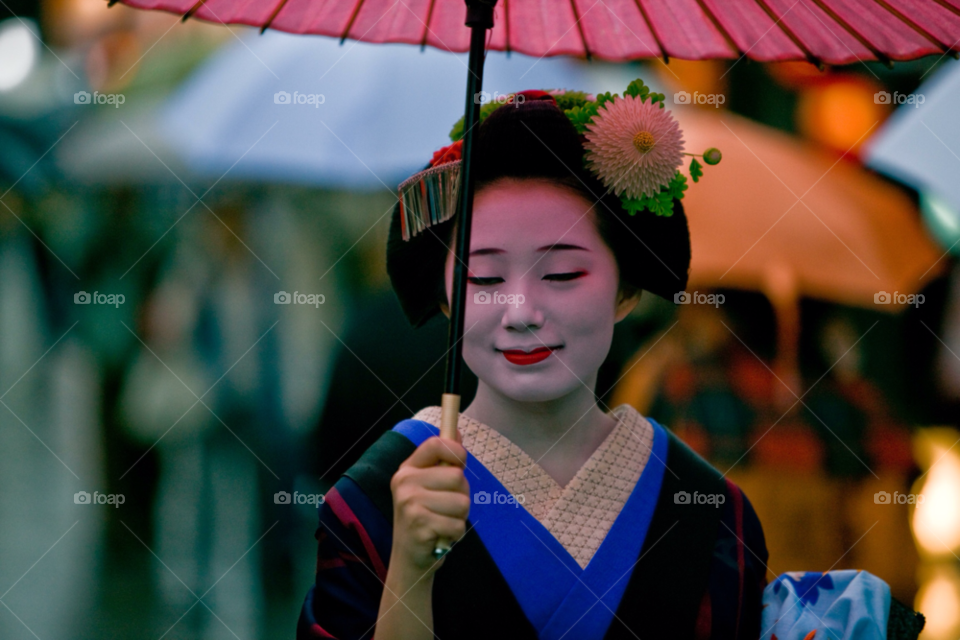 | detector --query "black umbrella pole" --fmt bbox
[440,2,495,441]
[434,1,495,561]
